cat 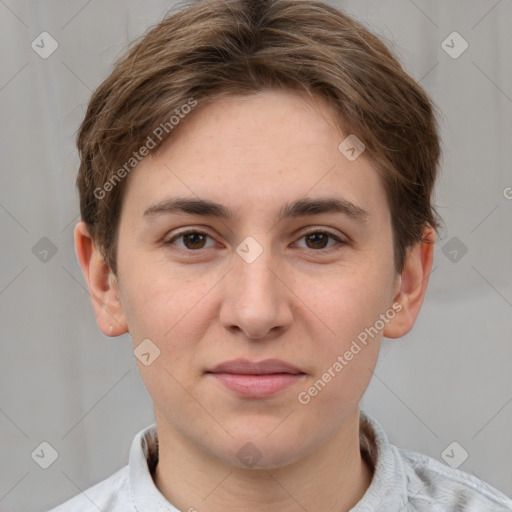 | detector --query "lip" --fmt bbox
[208,358,303,375]
[206,358,306,398]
